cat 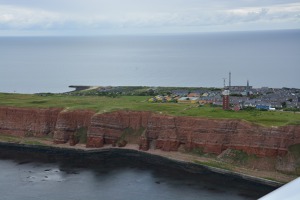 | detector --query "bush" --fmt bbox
[190,147,204,156]
[284,108,300,112]
[74,127,88,144]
